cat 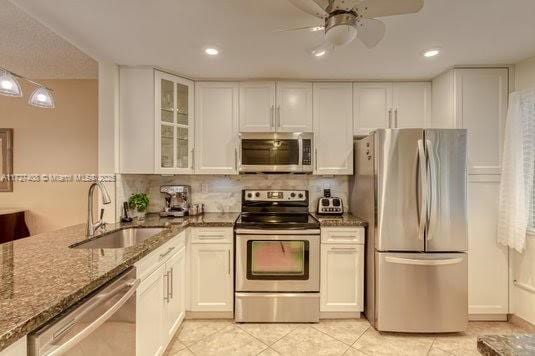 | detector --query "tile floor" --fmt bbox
[164,319,529,356]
